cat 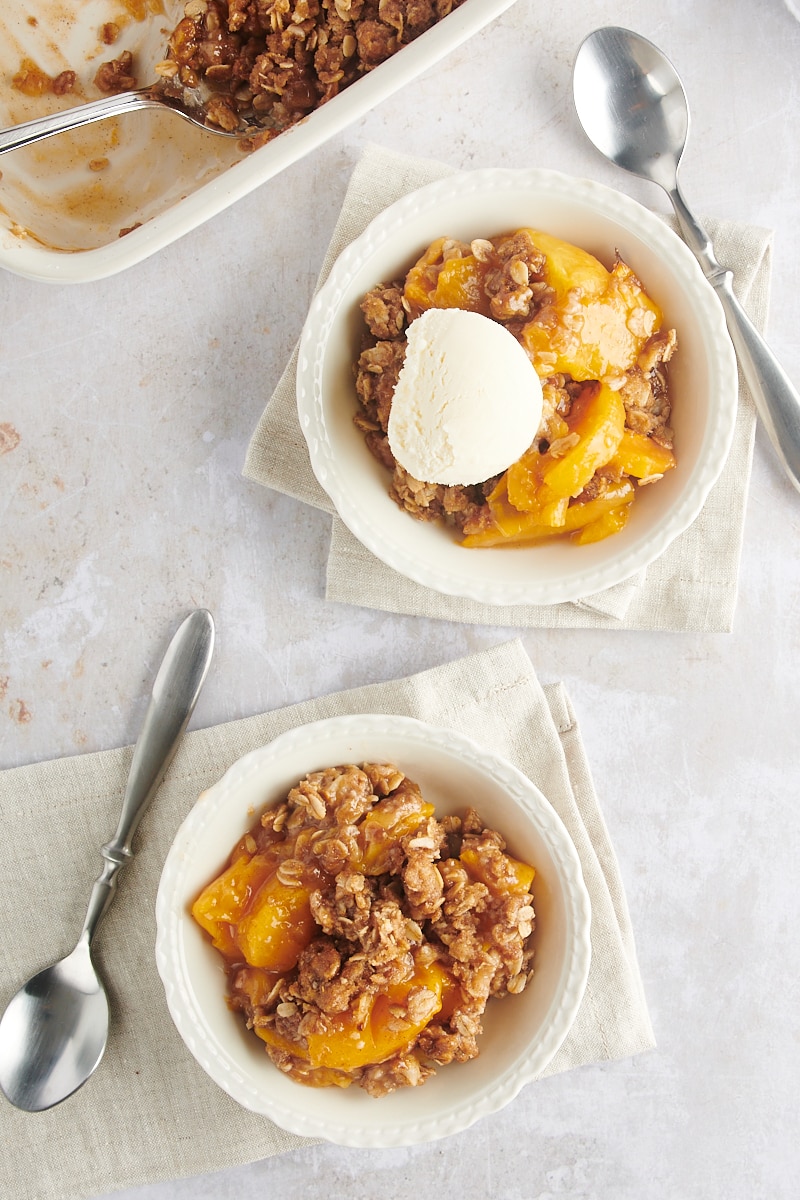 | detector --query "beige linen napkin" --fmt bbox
[0,640,653,1200]
[244,144,773,631]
